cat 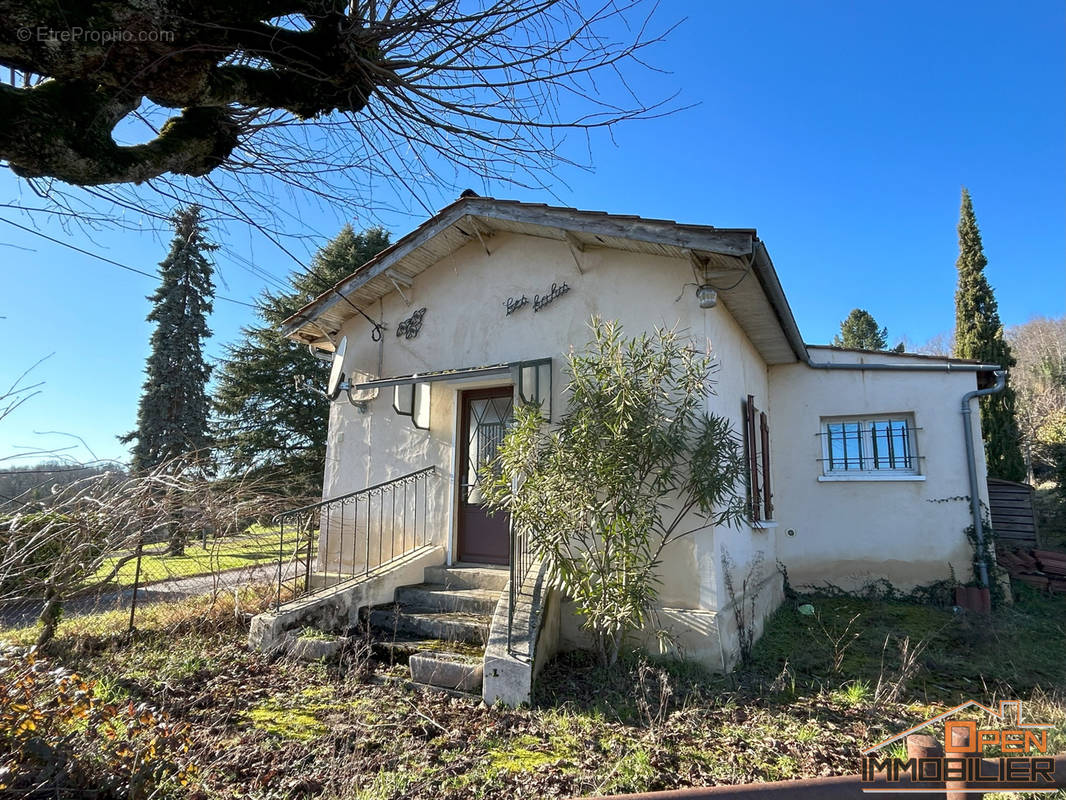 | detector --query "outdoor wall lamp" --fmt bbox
[515,358,552,421]
[393,382,431,429]
[696,284,718,309]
